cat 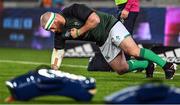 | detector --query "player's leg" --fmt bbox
[108,51,128,74]
[108,21,154,77]
[111,21,175,79]
[109,51,154,76]
[101,21,155,77]
[119,36,176,79]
